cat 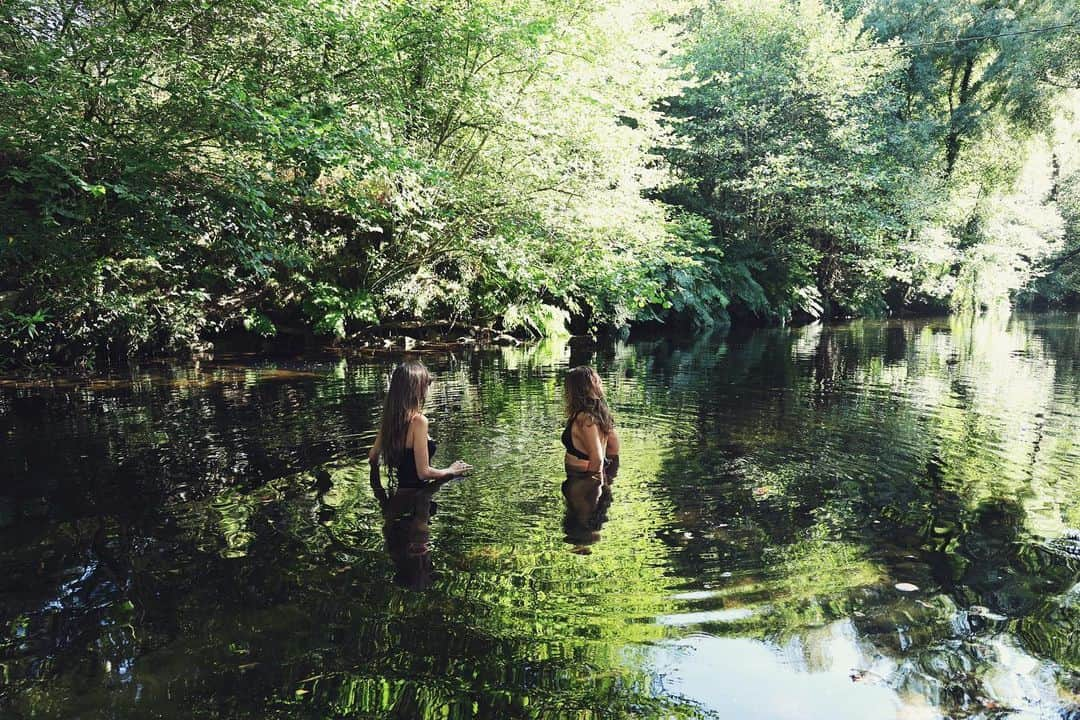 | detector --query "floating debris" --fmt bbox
[968,605,1008,621]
